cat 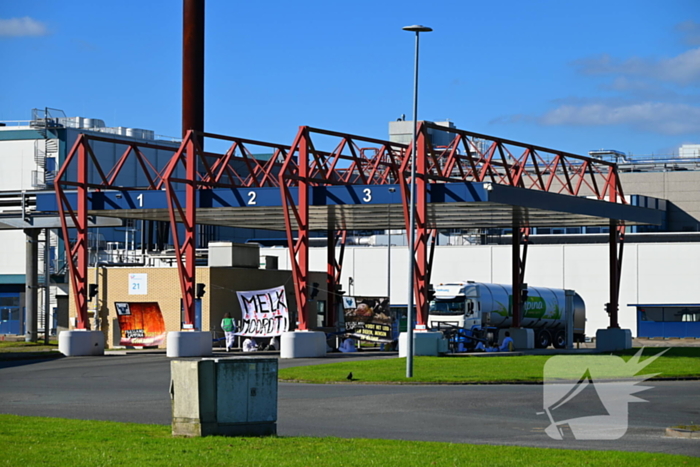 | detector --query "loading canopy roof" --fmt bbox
[36,181,662,231]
